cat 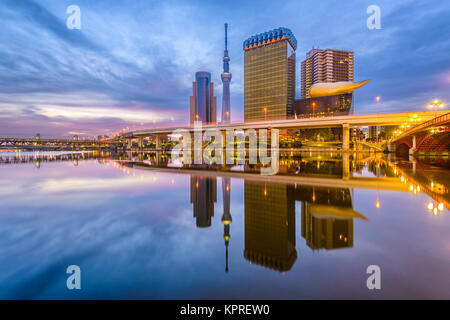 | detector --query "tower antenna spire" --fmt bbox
[225,23,228,51]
